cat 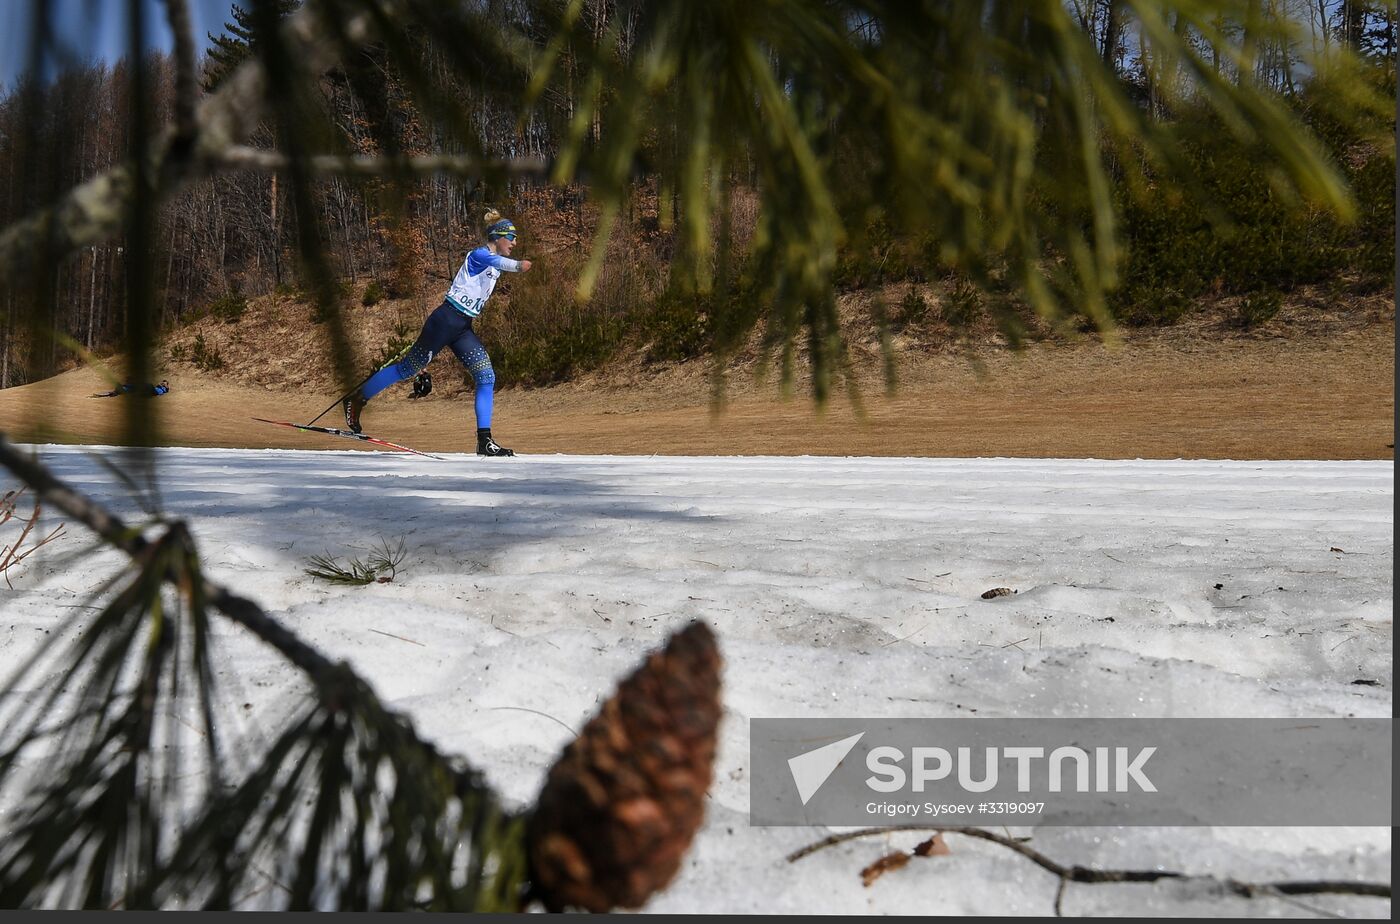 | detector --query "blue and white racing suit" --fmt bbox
[360,247,523,427]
